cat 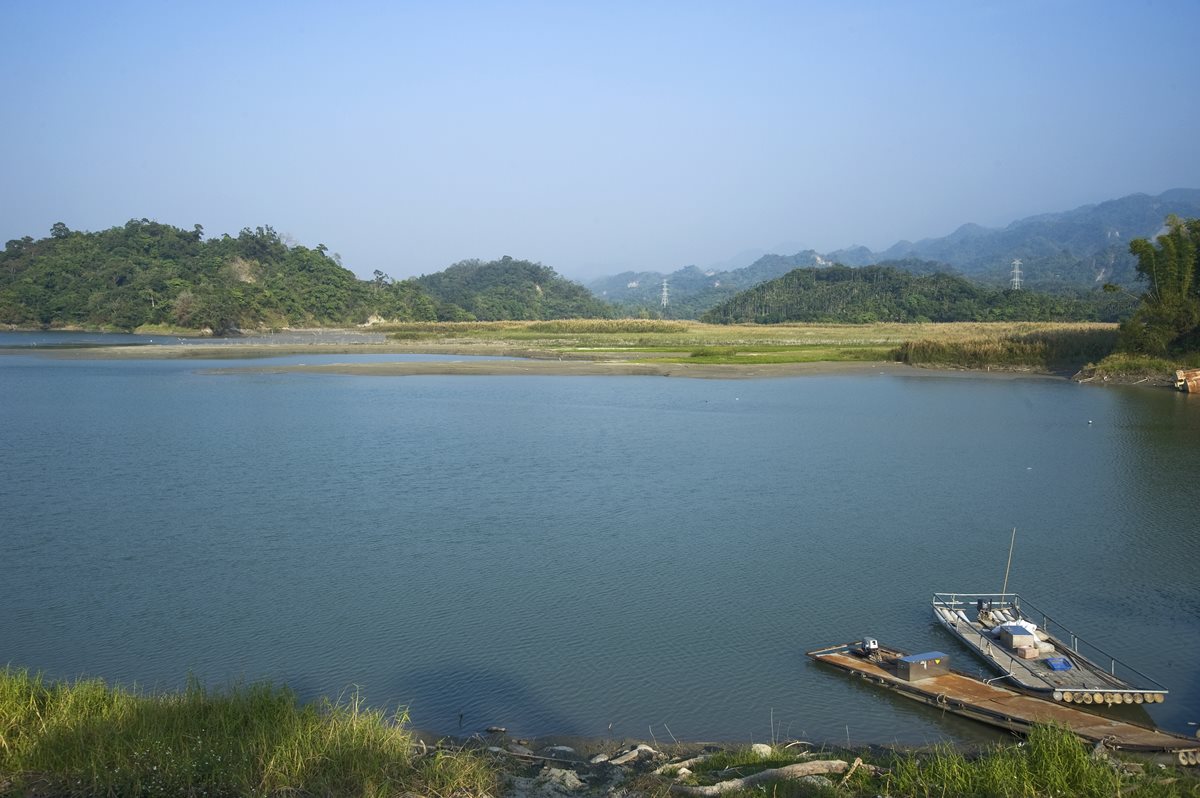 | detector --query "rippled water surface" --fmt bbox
[2,344,1198,745]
